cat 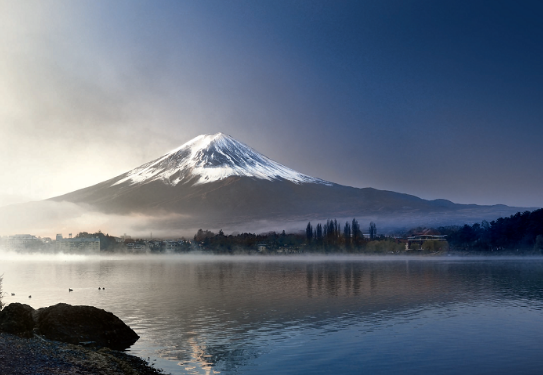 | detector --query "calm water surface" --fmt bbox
[1,254,543,374]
